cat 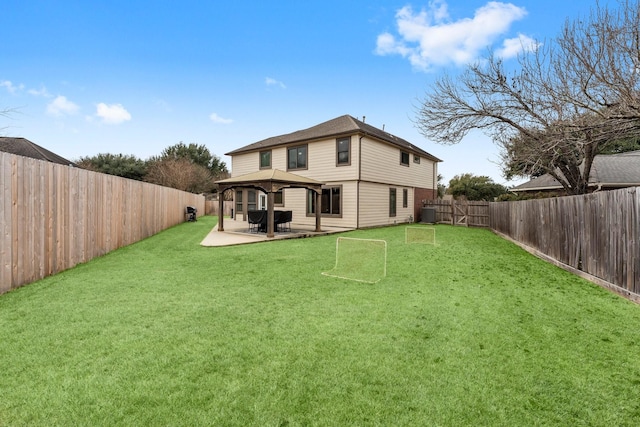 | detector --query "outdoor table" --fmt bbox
[248,210,292,233]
